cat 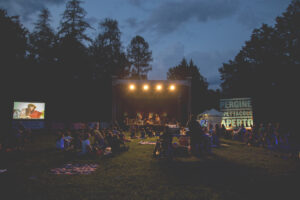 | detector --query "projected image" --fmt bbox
[13,102,45,119]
